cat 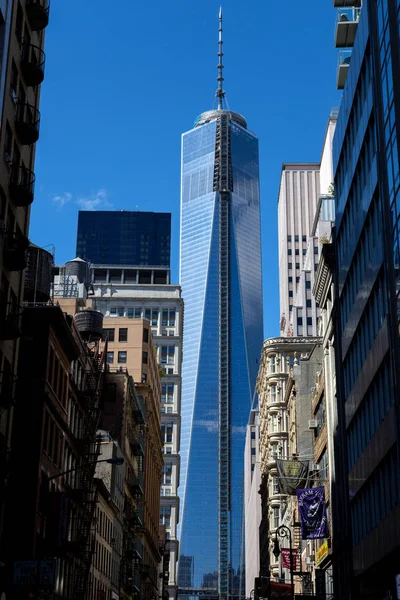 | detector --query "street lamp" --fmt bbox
[272,525,294,599]
[48,456,124,481]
